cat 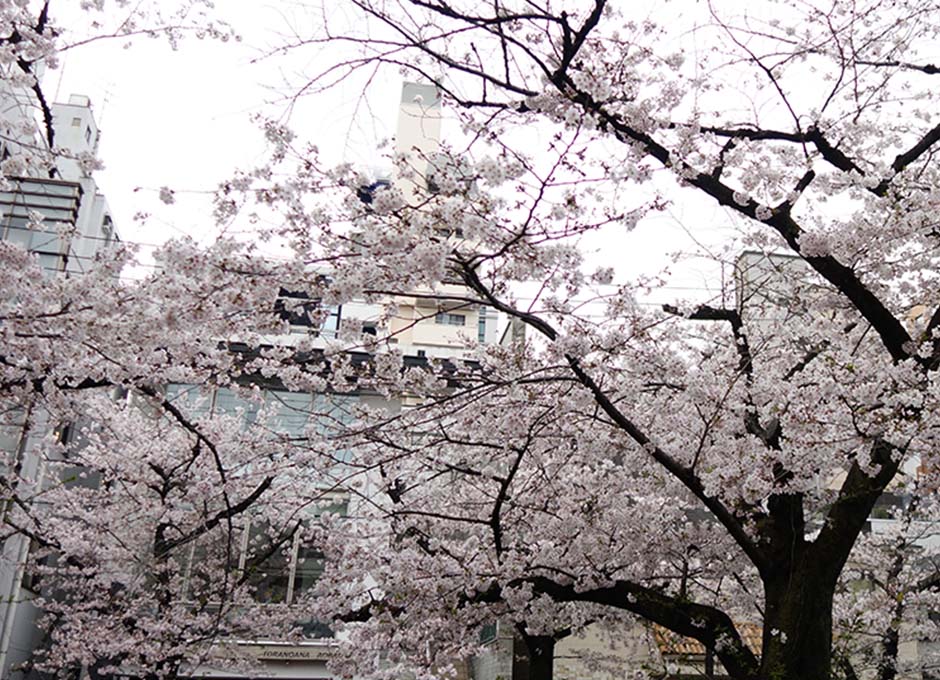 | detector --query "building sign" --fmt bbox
[256,646,323,661]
